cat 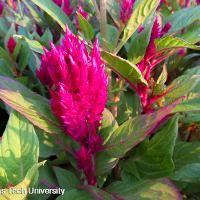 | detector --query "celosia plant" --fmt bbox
[0,0,200,199]
[37,26,107,185]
